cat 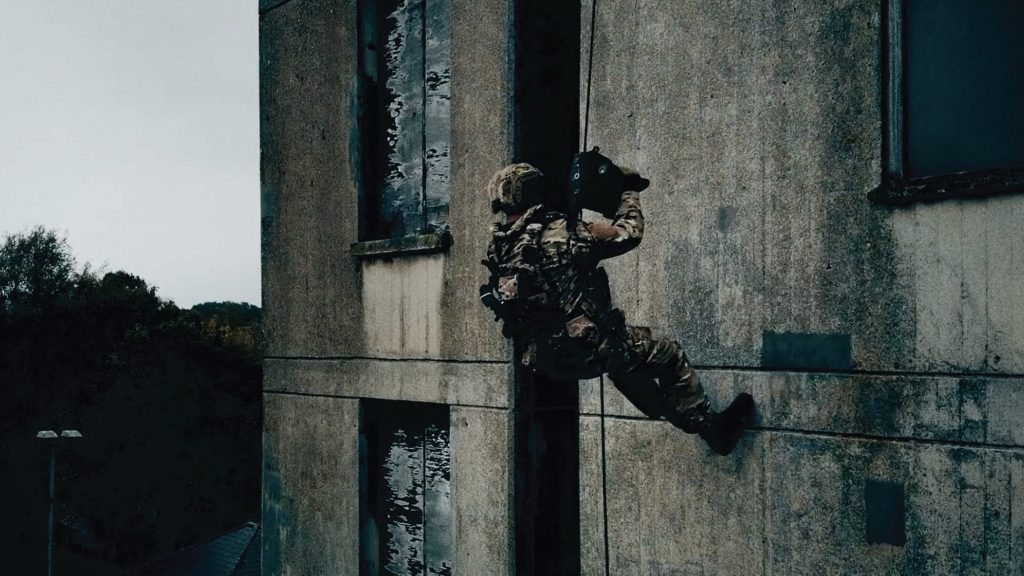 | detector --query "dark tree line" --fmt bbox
[0,227,261,575]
